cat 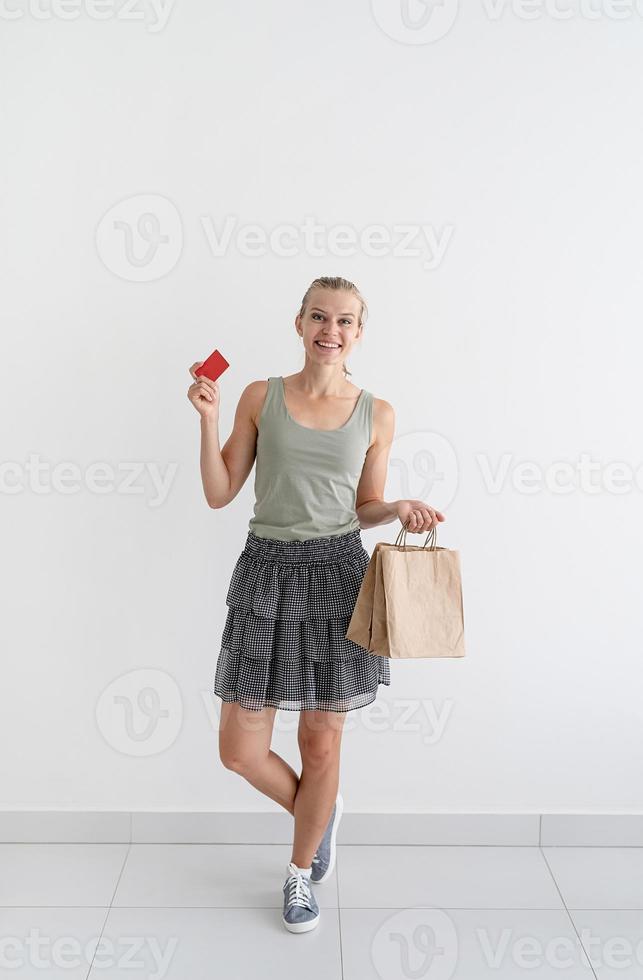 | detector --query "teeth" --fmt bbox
[316,341,340,348]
